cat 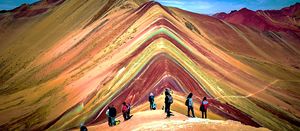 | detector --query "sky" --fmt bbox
[0,0,38,10]
[156,0,299,15]
[0,0,299,15]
